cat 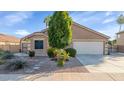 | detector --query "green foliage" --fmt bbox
[117,14,124,24]
[47,48,58,58]
[57,59,64,67]
[24,38,31,42]
[108,40,117,46]
[117,14,124,31]
[1,52,14,60]
[44,15,52,27]
[6,60,27,71]
[29,51,35,57]
[65,48,77,57]
[113,39,117,45]
[48,11,72,49]
[0,60,6,65]
[108,41,112,46]
[0,50,5,57]
[57,49,67,67]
